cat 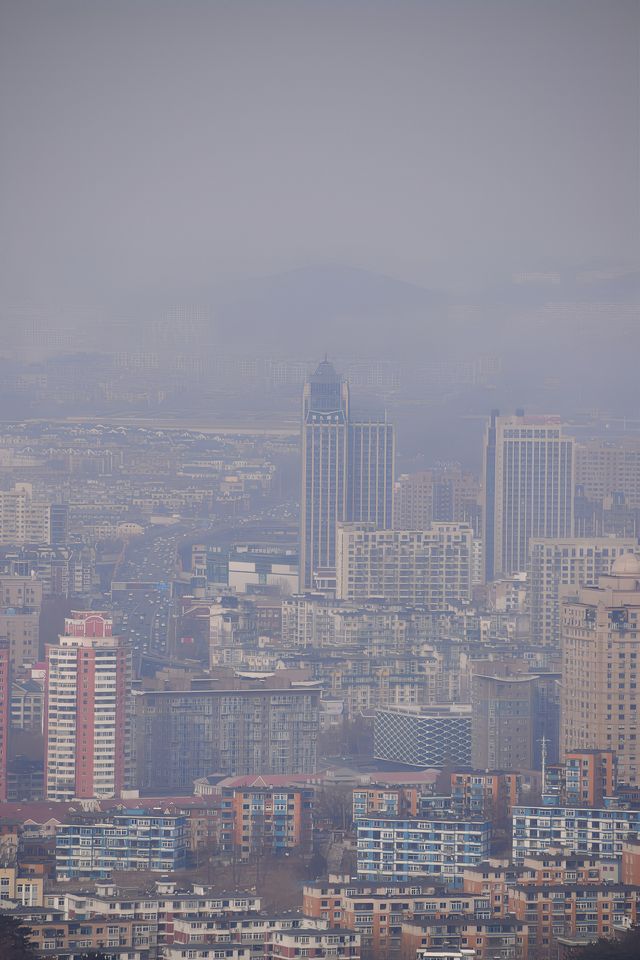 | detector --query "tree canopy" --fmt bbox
[0,916,114,959]
[570,927,640,960]
[0,914,37,959]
